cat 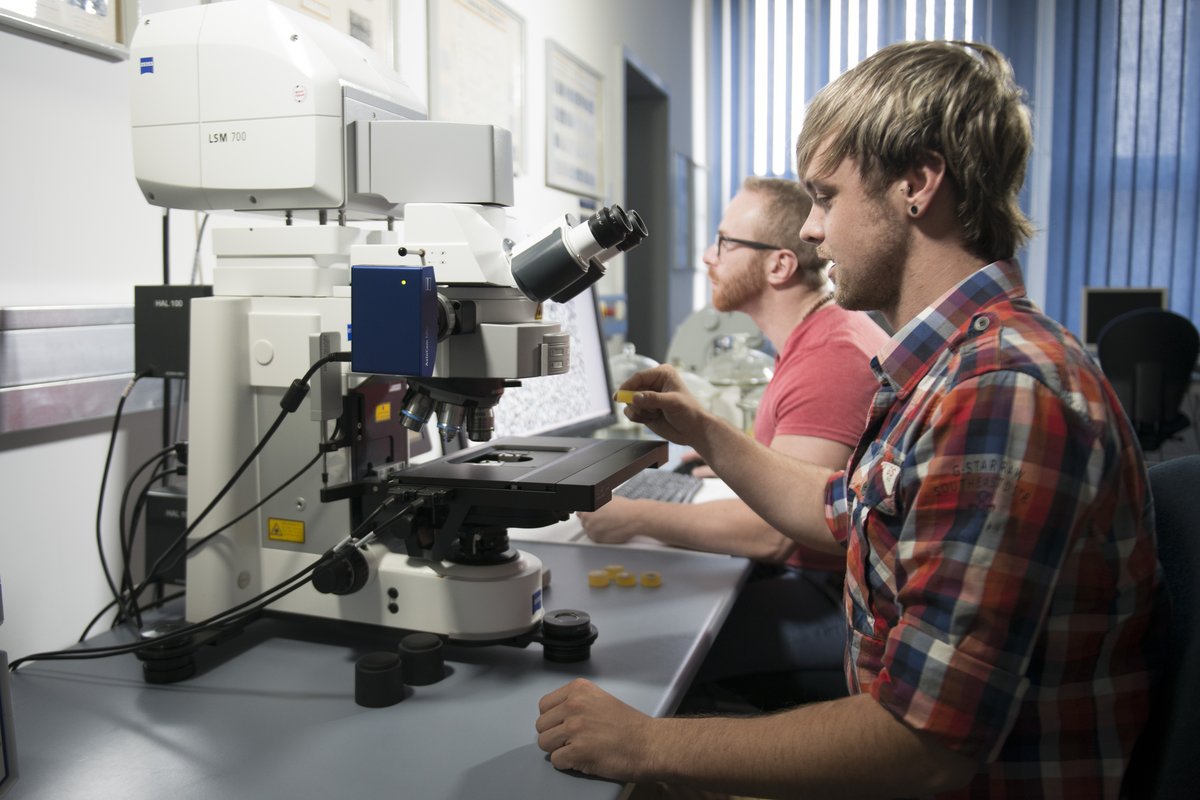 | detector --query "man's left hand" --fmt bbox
[535,678,658,781]
[577,497,643,544]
